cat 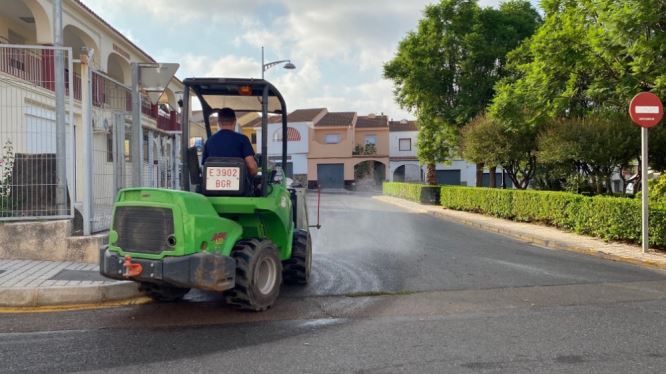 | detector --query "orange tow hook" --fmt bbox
[122,256,143,278]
